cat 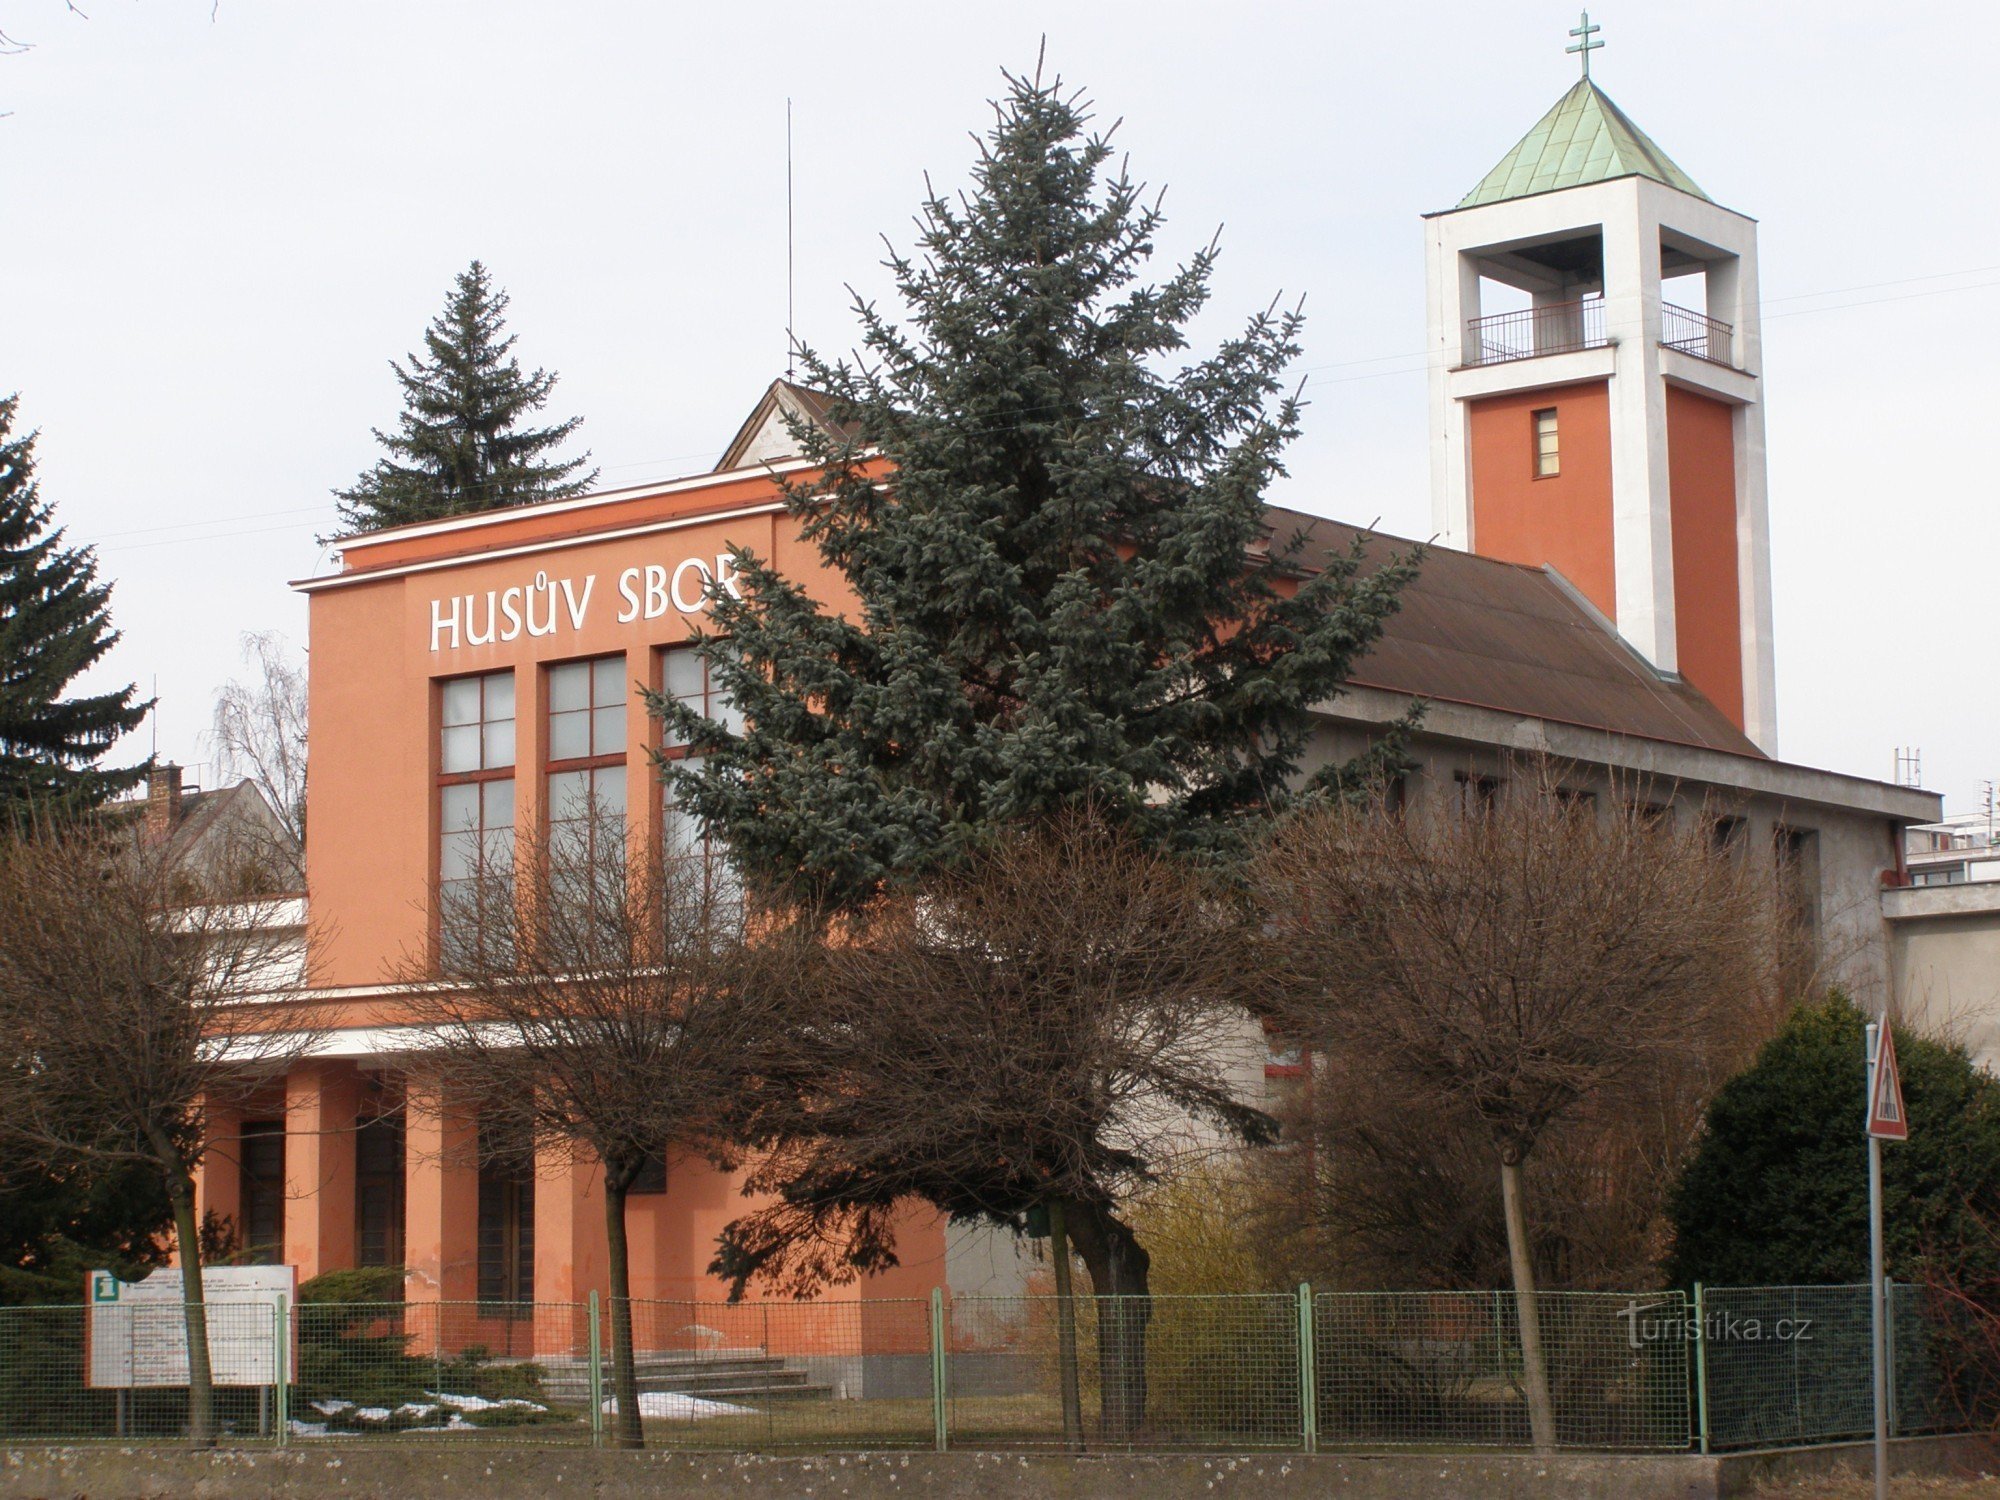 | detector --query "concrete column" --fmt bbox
[1718,236,1778,755]
[1426,224,1481,545]
[194,1097,244,1255]
[532,1142,608,1355]
[1601,181,1678,674]
[283,1061,360,1281]
[623,644,658,856]
[404,1079,479,1304]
